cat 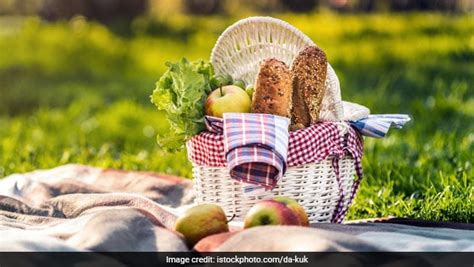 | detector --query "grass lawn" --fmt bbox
[0,12,472,222]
